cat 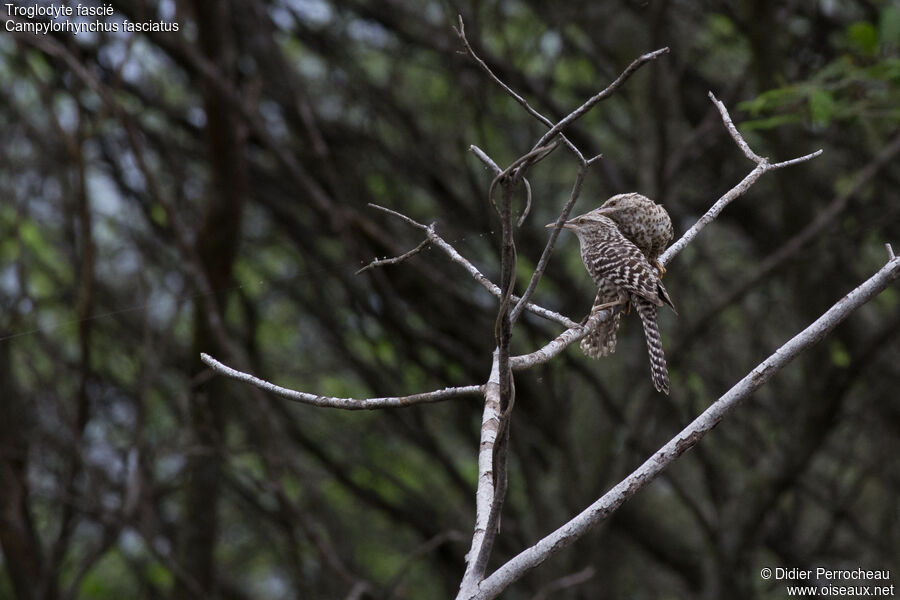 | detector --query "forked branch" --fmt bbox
[465,255,900,600]
[660,92,822,266]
